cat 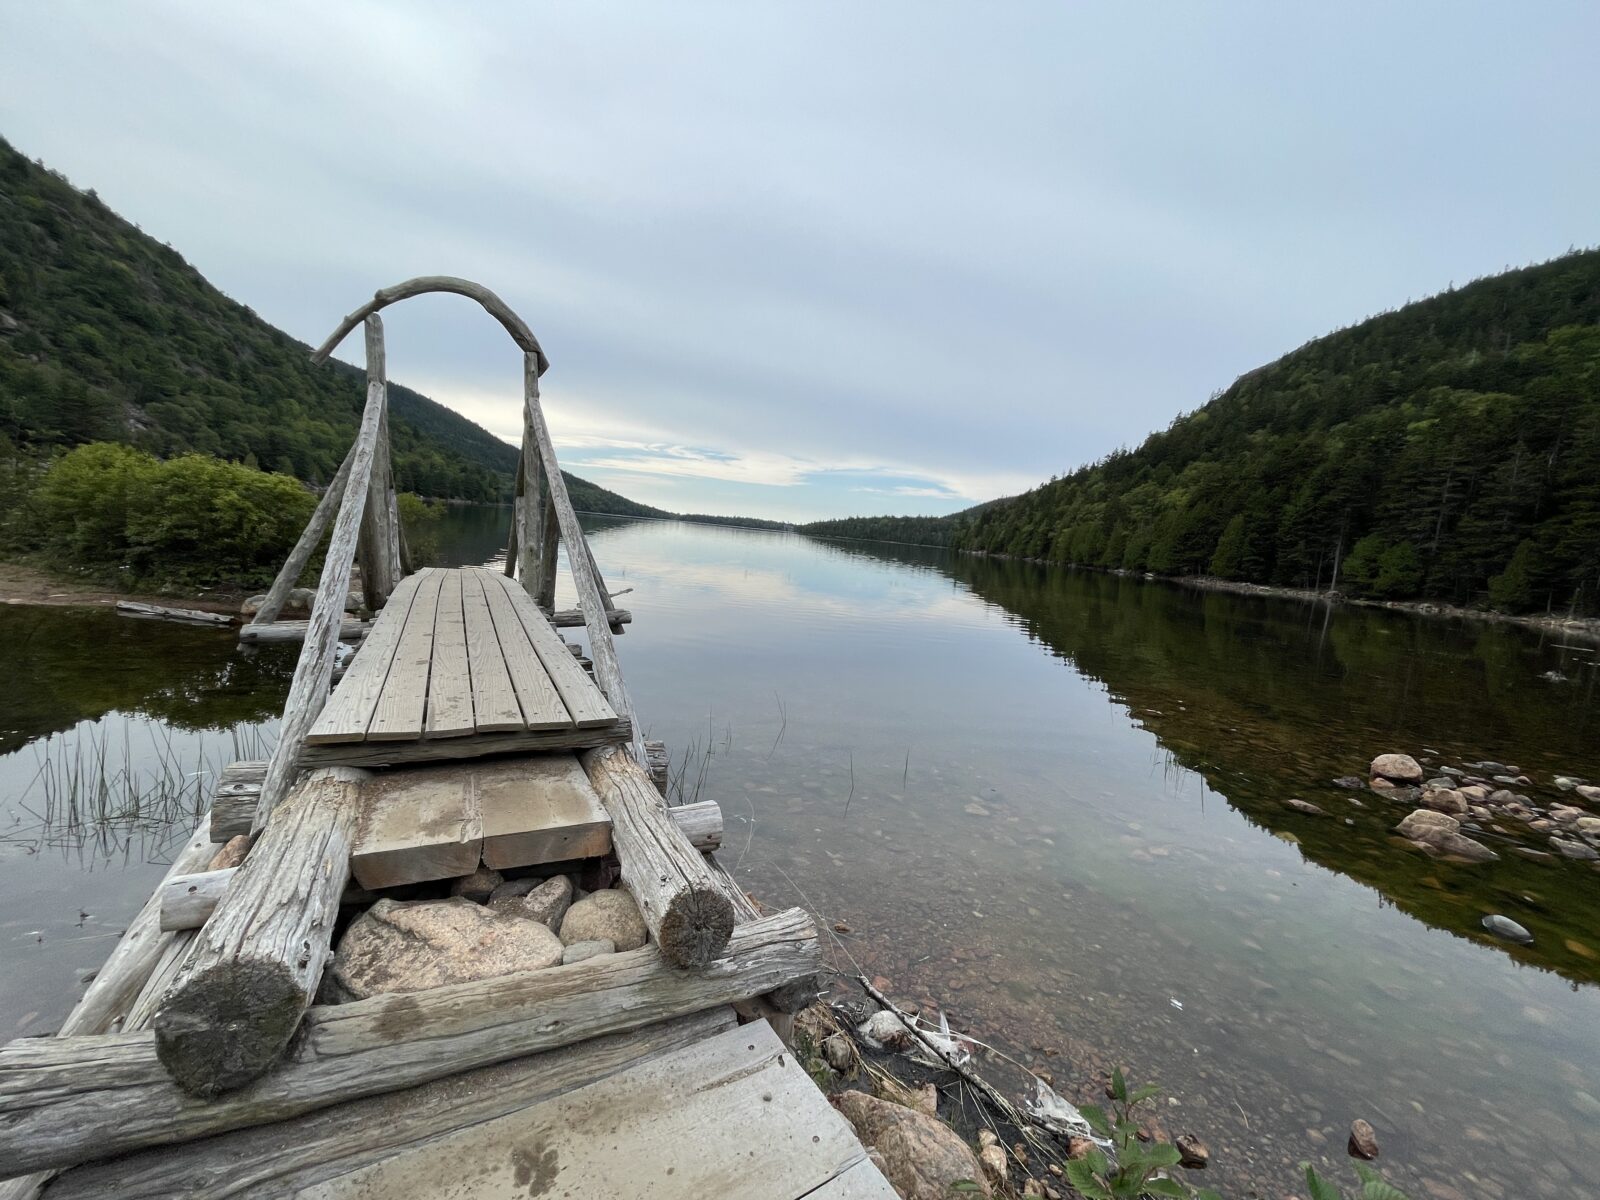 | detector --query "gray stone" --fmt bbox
[1481,915,1533,944]
[1395,809,1498,863]
[1575,784,1600,803]
[1285,798,1326,815]
[558,888,648,951]
[561,938,615,965]
[449,864,503,903]
[1332,776,1366,790]
[1550,837,1600,861]
[823,1032,854,1071]
[1574,816,1600,837]
[323,897,564,1002]
[1371,754,1423,784]
[490,874,572,927]
[1419,787,1468,816]
[1553,776,1581,792]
